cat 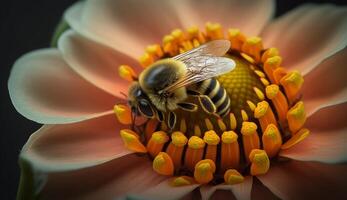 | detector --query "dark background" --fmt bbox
[1,0,346,199]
